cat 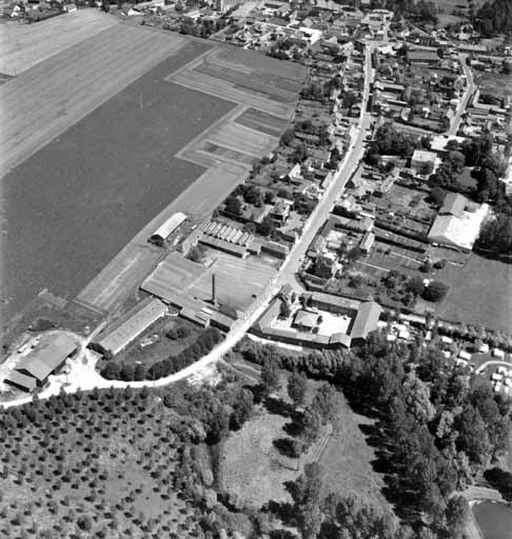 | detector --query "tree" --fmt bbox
[406,276,425,297]
[301,407,321,445]
[422,281,448,302]
[187,245,203,263]
[231,388,254,430]
[279,300,291,320]
[224,196,242,216]
[101,361,121,380]
[429,186,446,206]
[287,371,307,408]
[311,383,338,424]
[261,358,279,396]
[256,216,275,237]
[445,496,470,538]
